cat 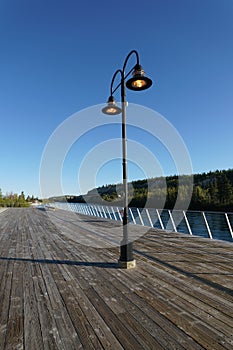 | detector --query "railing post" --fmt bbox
[111,207,117,221]
[168,210,177,232]
[202,212,213,239]
[225,213,233,238]
[137,208,144,226]
[116,207,123,222]
[183,210,193,235]
[129,208,136,225]
[97,206,102,217]
[93,206,97,216]
[102,206,107,218]
[156,209,164,230]
[146,209,153,227]
[87,205,91,216]
[106,206,111,219]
